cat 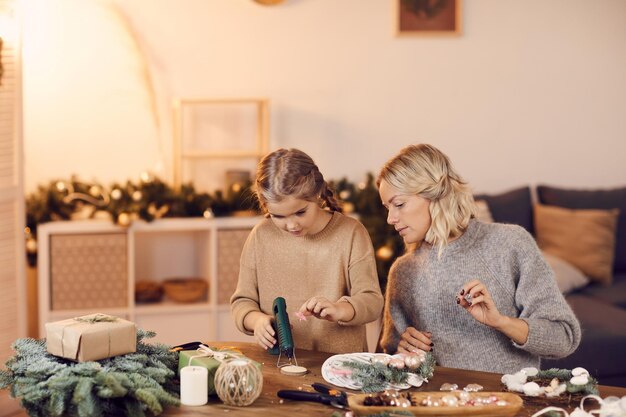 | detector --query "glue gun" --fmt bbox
[267,297,295,360]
